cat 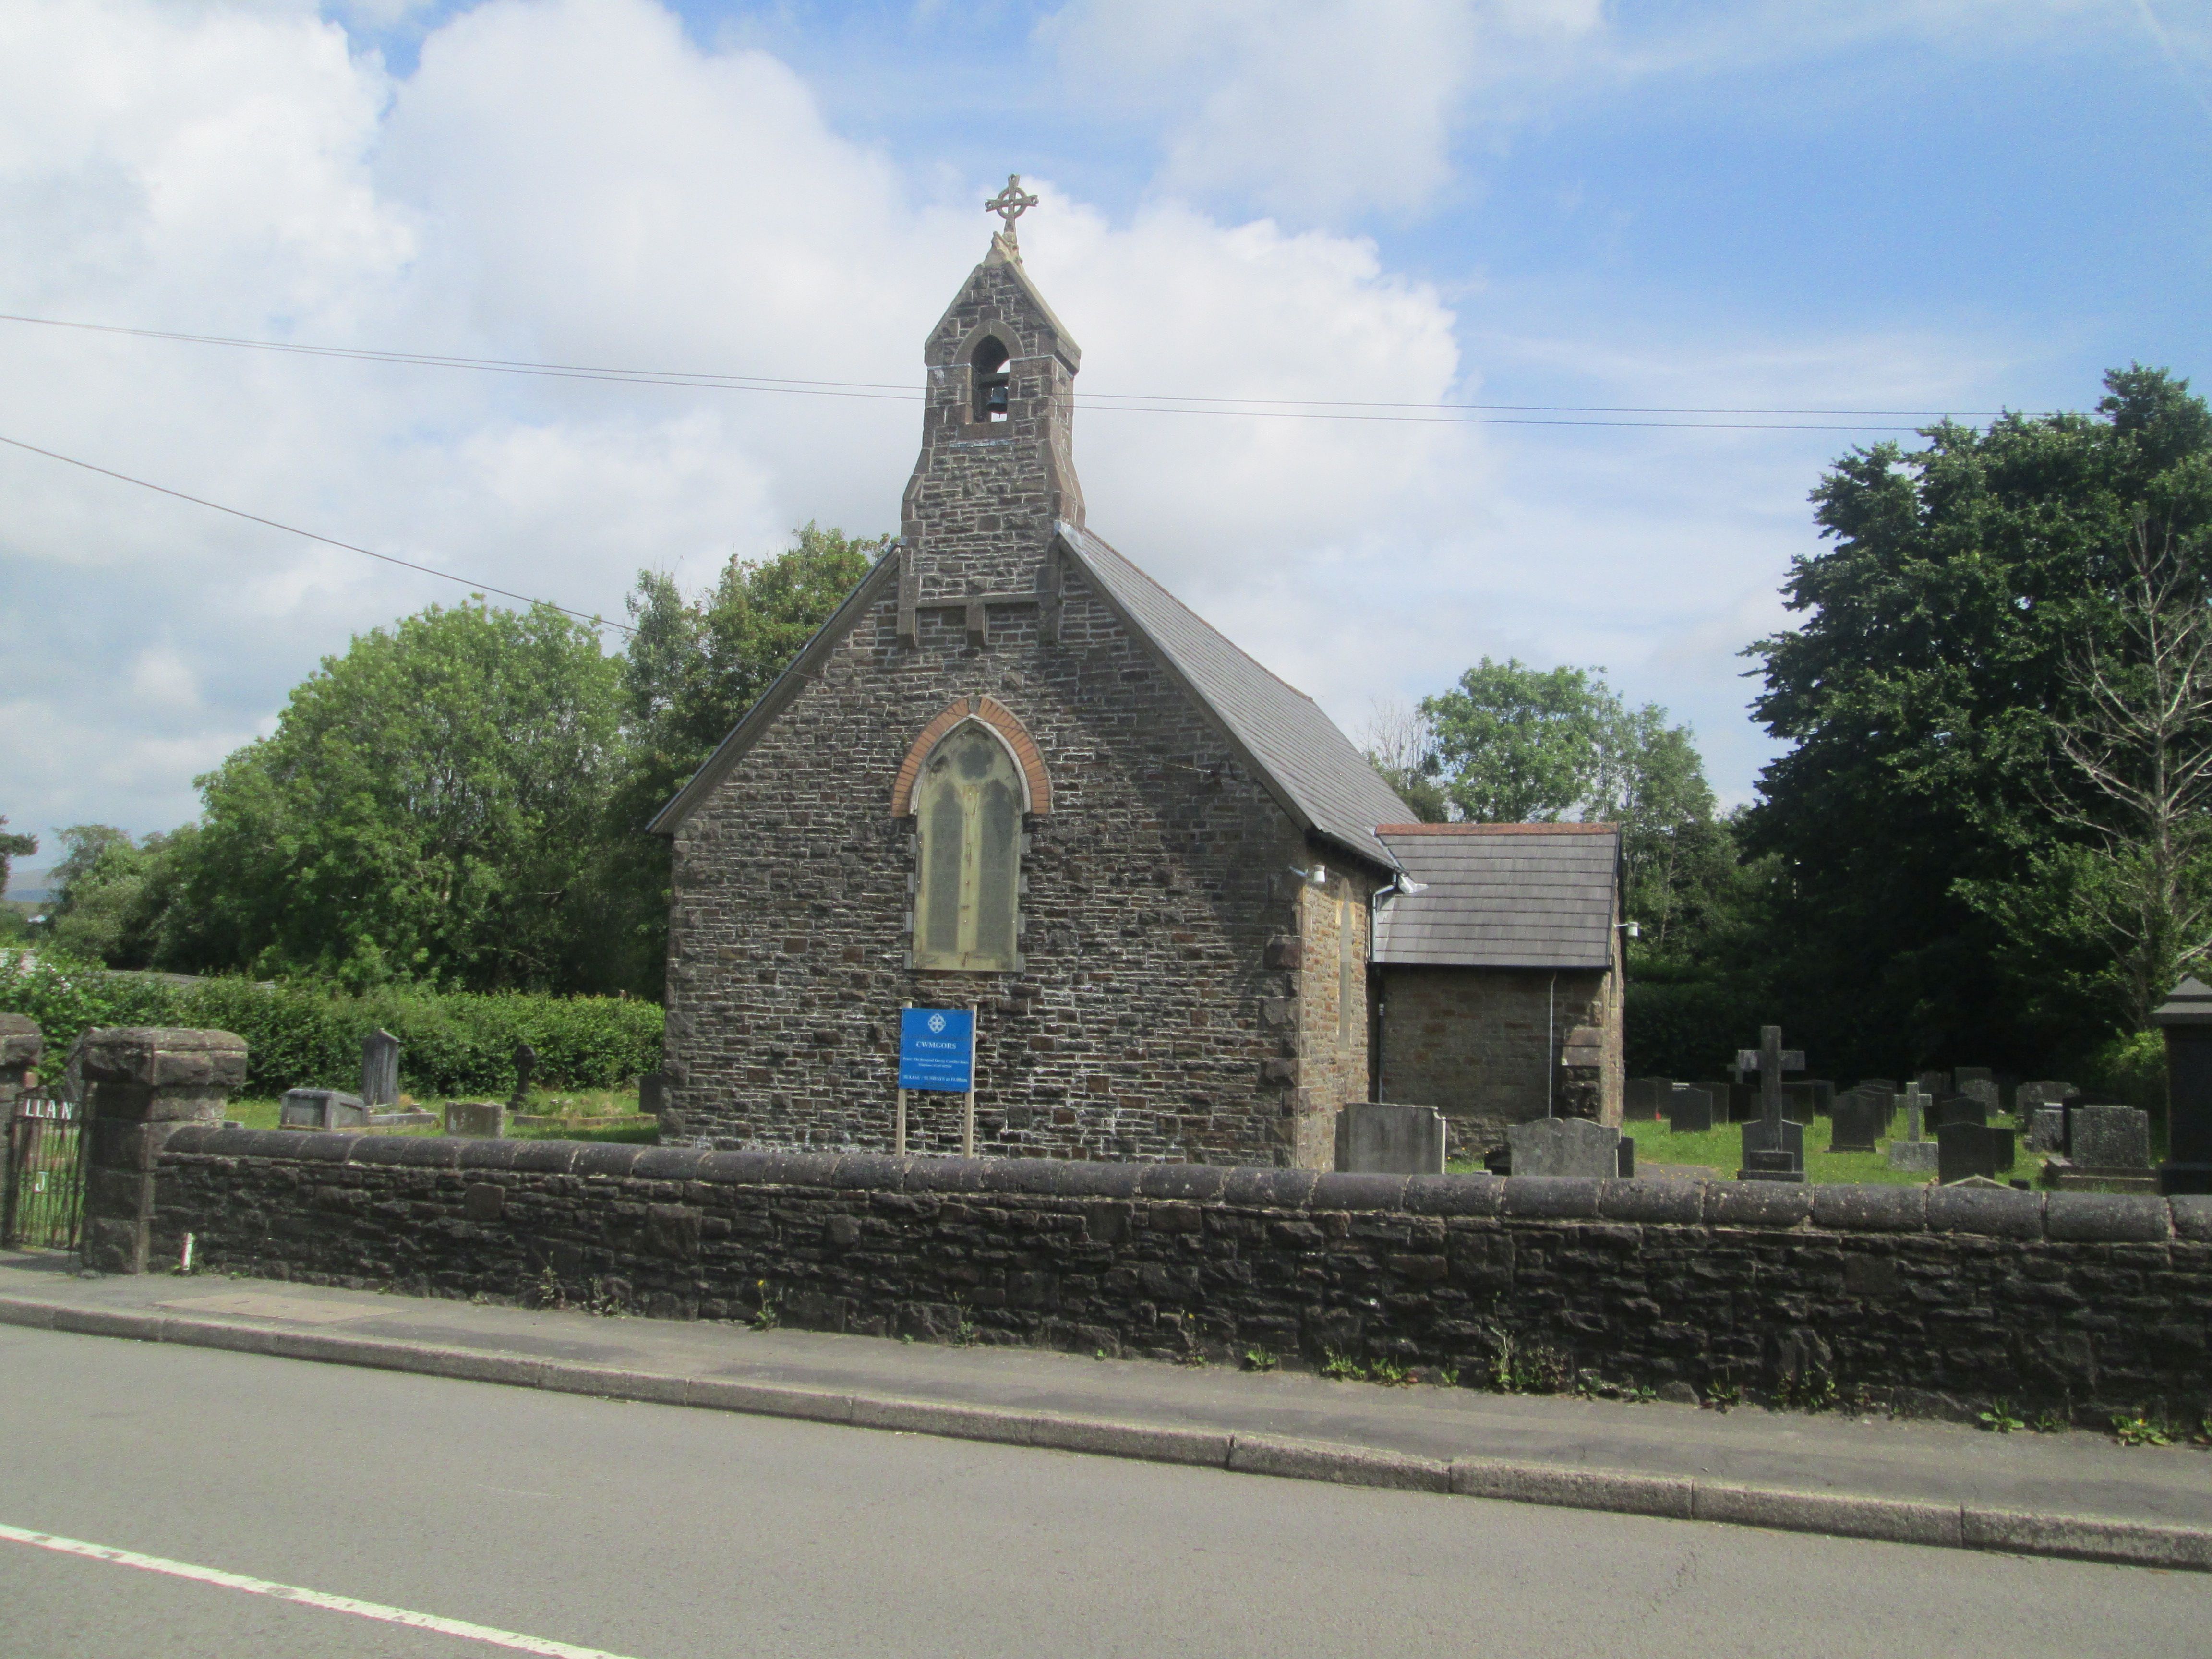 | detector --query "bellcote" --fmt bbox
[900,235,1086,585]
